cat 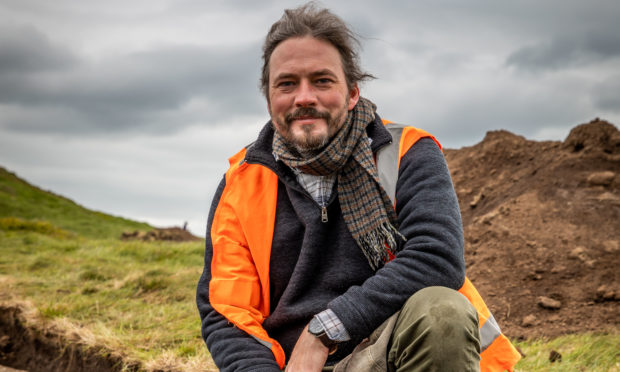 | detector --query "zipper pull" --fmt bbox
[321,206,328,223]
